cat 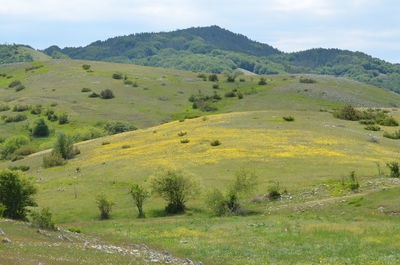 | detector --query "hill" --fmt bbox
[41,26,400,93]
[3,110,400,264]
[0,44,50,64]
